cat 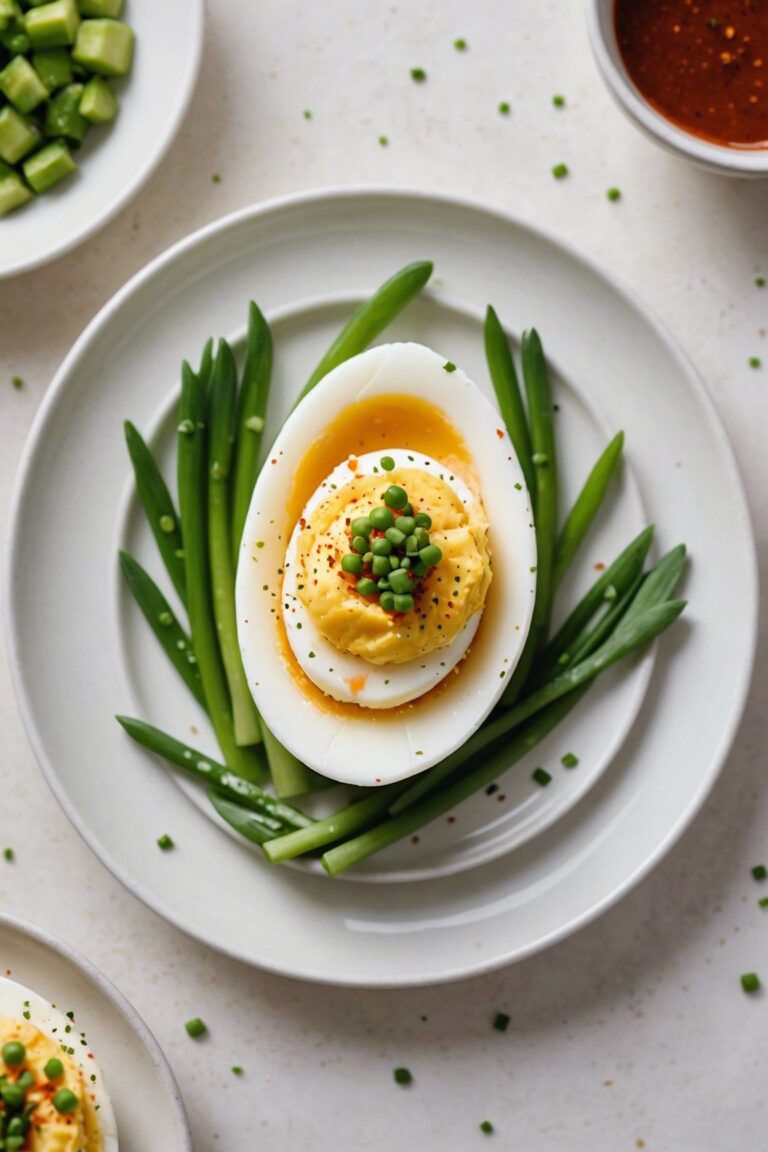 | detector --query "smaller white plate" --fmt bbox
[0,0,204,279]
[0,914,191,1151]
